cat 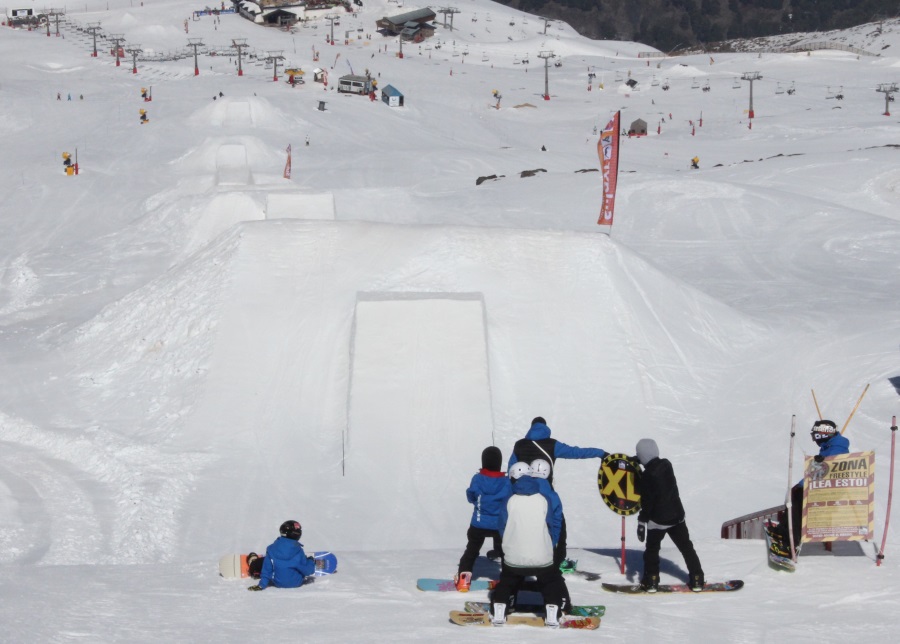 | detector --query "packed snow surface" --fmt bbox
[1,0,899,641]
